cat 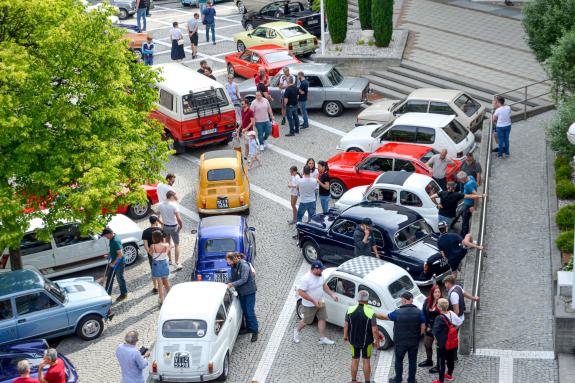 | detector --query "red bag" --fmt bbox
[271,122,279,138]
[441,315,459,350]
